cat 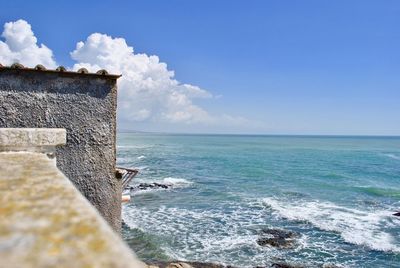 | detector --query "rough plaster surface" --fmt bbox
[0,69,121,231]
[0,128,66,148]
[0,151,145,268]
